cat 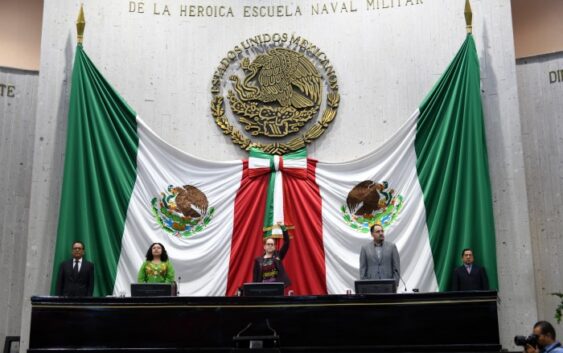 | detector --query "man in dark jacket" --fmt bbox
[451,248,489,291]
[55,241,95,296]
